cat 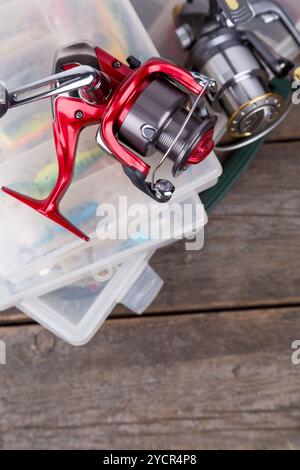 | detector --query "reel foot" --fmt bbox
[2,187,90,242]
